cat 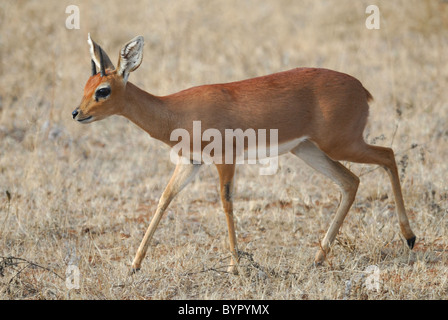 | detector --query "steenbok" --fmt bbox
[72,35,416,273]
